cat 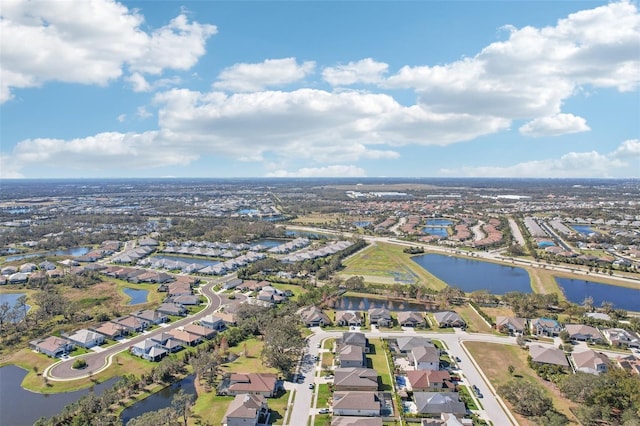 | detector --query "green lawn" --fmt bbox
[340,242,447,290]
[267,390,290,425]
[190,393,232,426]
[367,340,393,391]
[316,383,332,408]
[221,338,278,374]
